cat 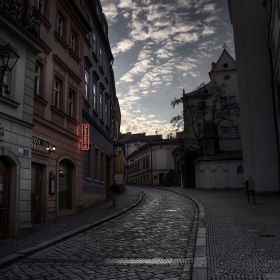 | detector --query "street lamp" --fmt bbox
[0,43,20,95]
[116,146,122,155]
